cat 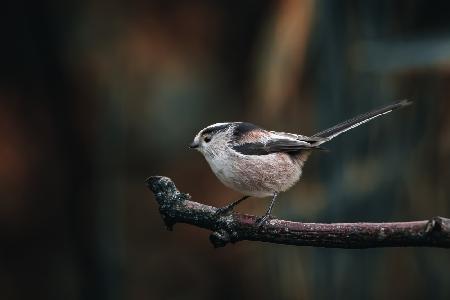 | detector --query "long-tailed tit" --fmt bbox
[190,100,412,225]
